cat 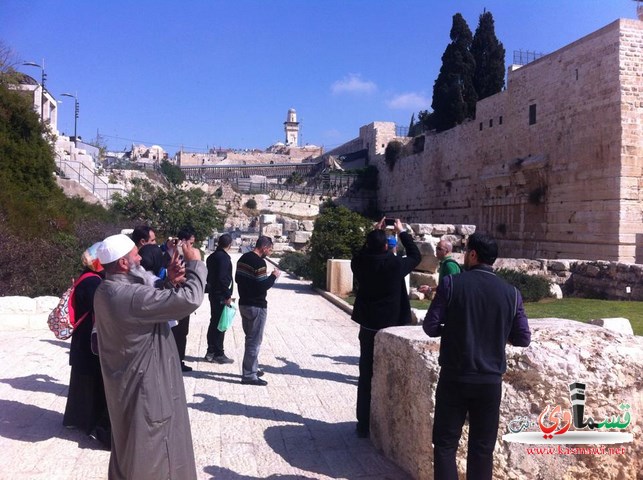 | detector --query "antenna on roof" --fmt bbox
[636,0,643,21]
